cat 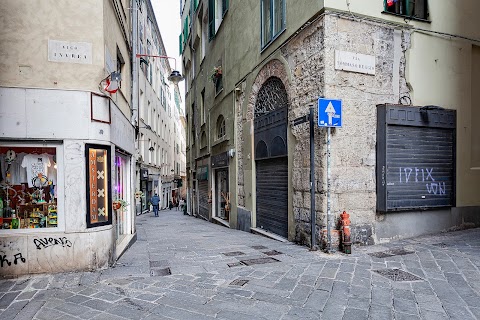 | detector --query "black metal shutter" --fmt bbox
[256,157,288,237]
[377,105,456,212]
[198,180,209,220]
